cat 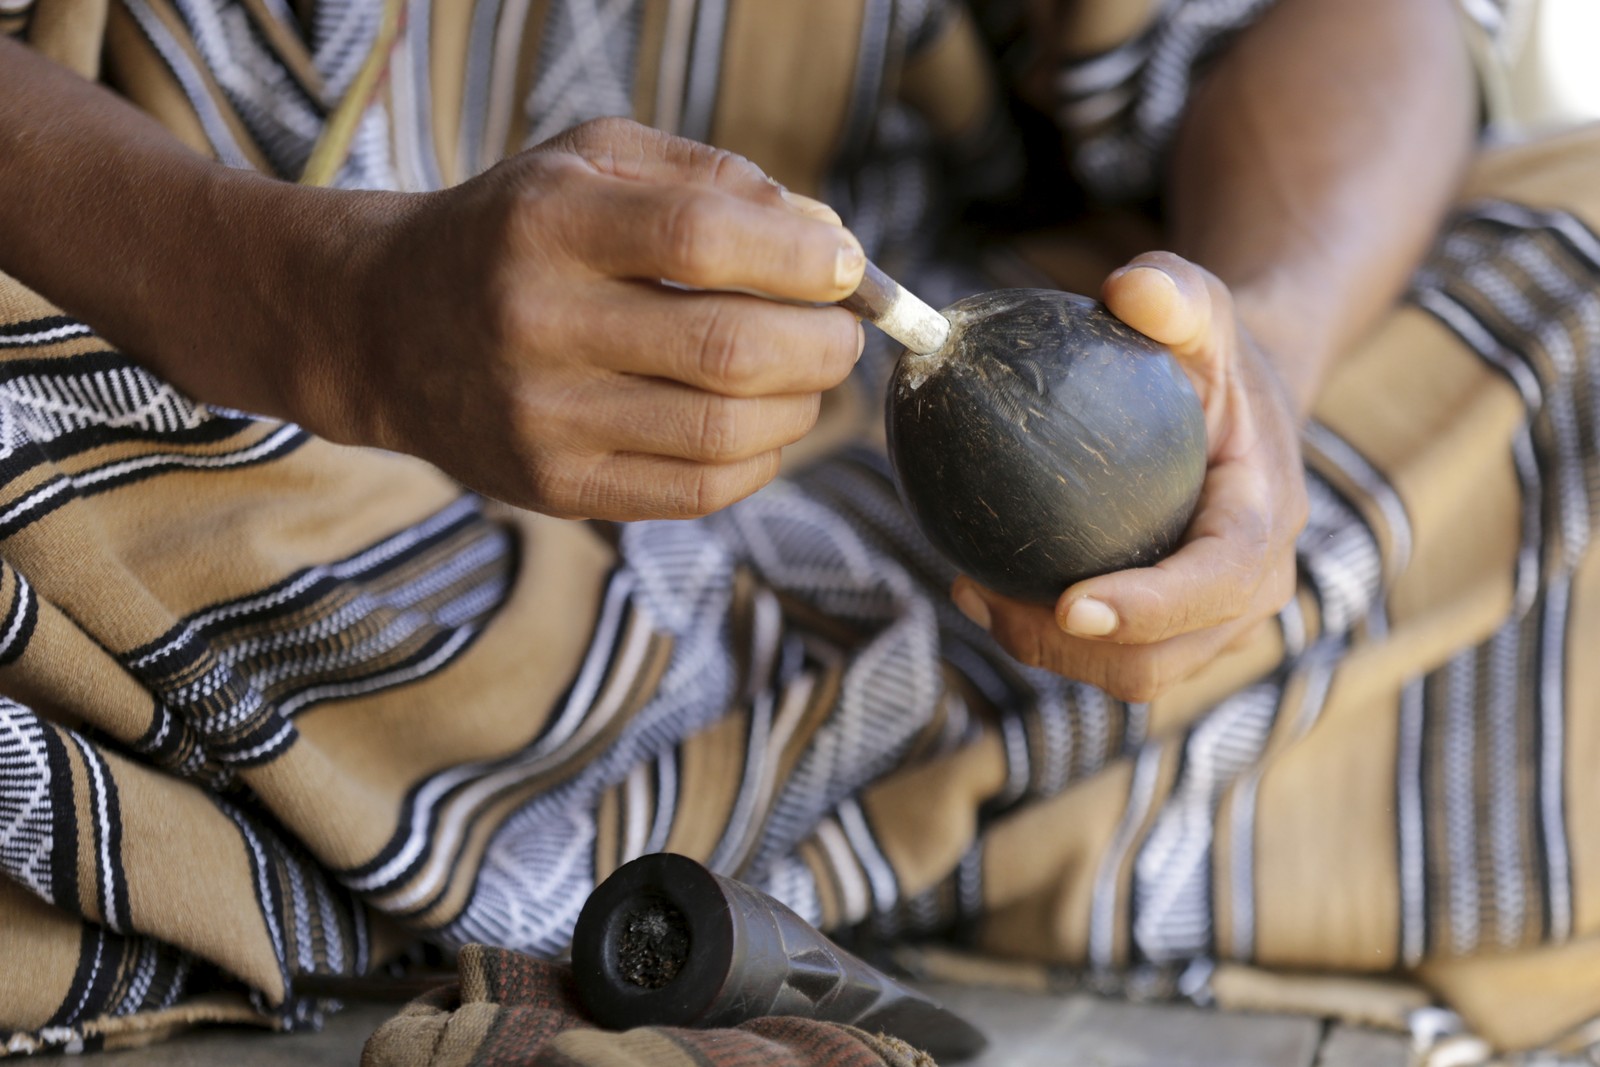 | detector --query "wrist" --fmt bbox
[217,174,410,446]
